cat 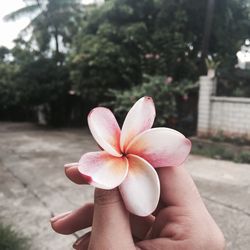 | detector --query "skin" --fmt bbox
[51,166,225,250]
